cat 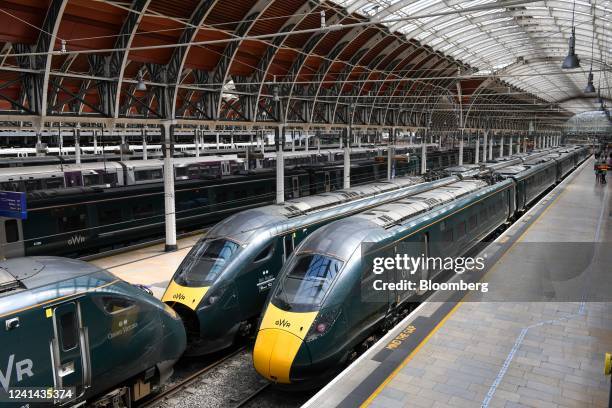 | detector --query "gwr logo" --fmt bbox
[67,235,86,246]
[275,319,291,328]
[173,293,186,301]
[0,354,34,392]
